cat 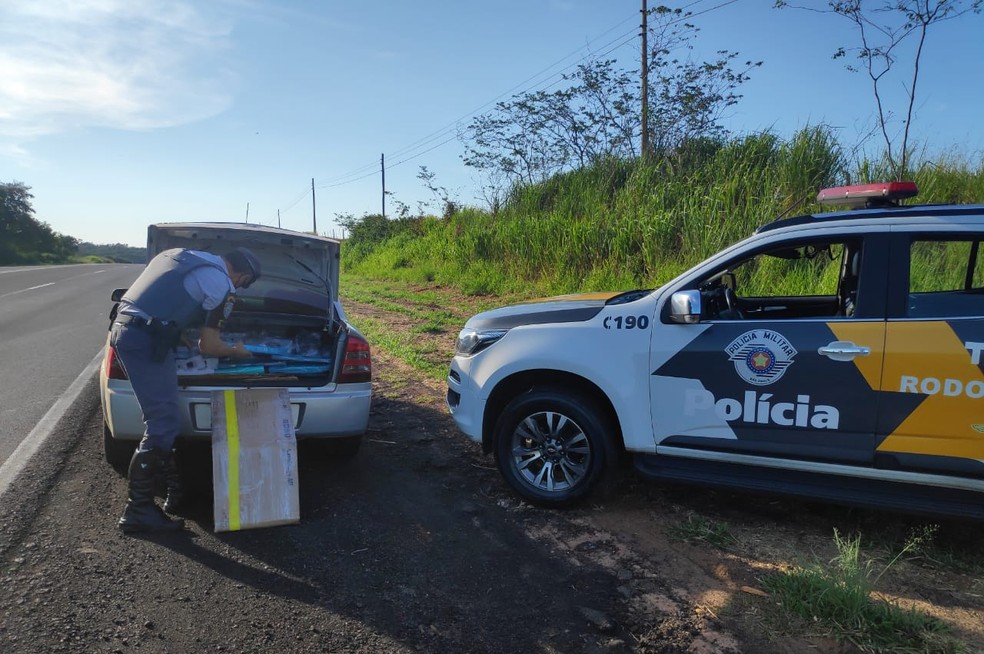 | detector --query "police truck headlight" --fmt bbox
[455,328,508,357]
